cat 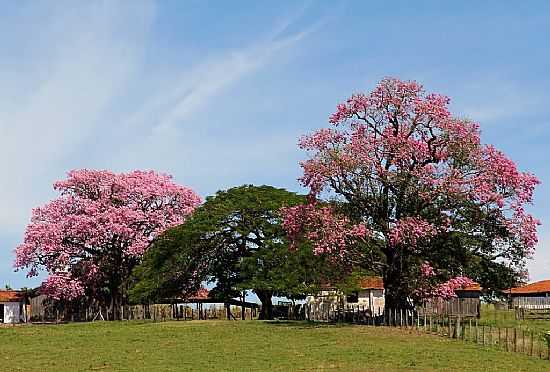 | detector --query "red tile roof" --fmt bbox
[186,287,210,300]
[0,290,25,302]
[358,276,384,290]
[321,276,384,290]
[456,282,482,292]
[509,280,550,295]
